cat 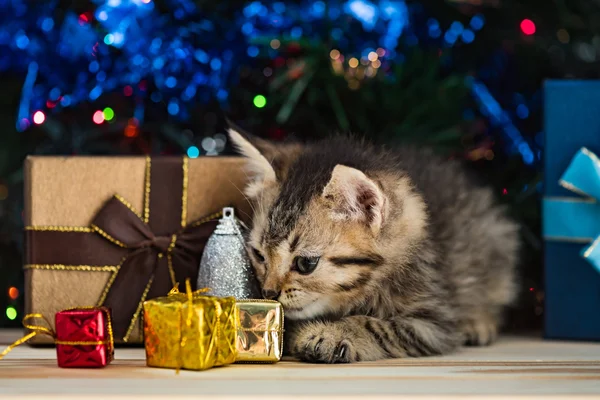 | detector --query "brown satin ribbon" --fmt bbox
[26,158,219,341]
